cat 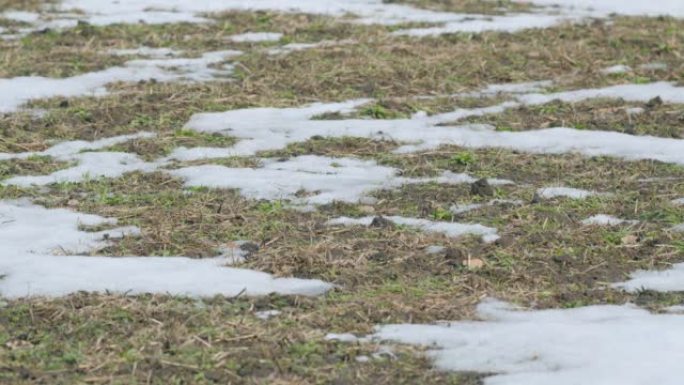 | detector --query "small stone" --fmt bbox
[530,192,542,204]
[370,216,393,228]
[646,96,663,109]
[358,205,375,214]
[470,178,494,197]
[445,248,466,266]
[239,242,259,256]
